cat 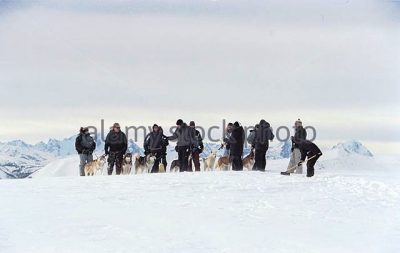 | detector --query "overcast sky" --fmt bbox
[0,0,399,154]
